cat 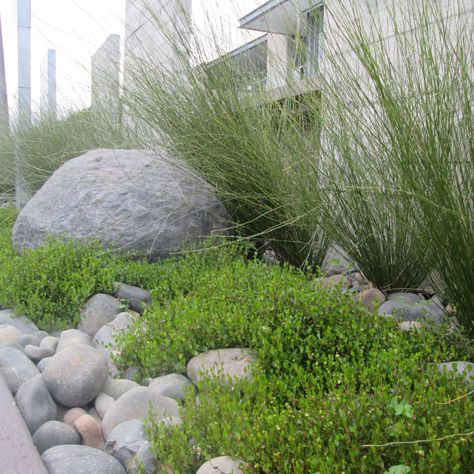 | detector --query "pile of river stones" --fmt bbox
[319,267,448,330]
[0,283,250,474]
[0,271,472,474]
